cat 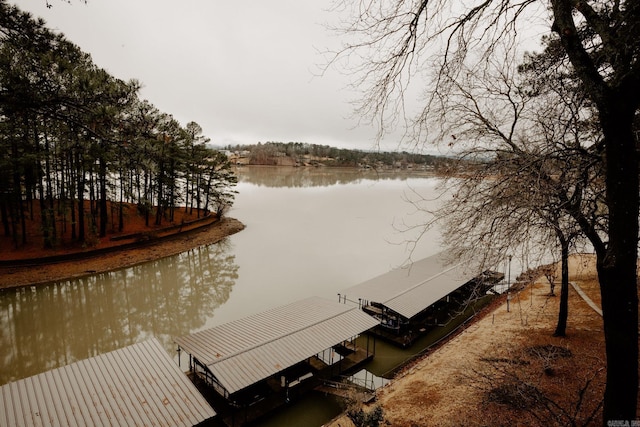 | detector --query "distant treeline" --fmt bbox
[224,141,447,168]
